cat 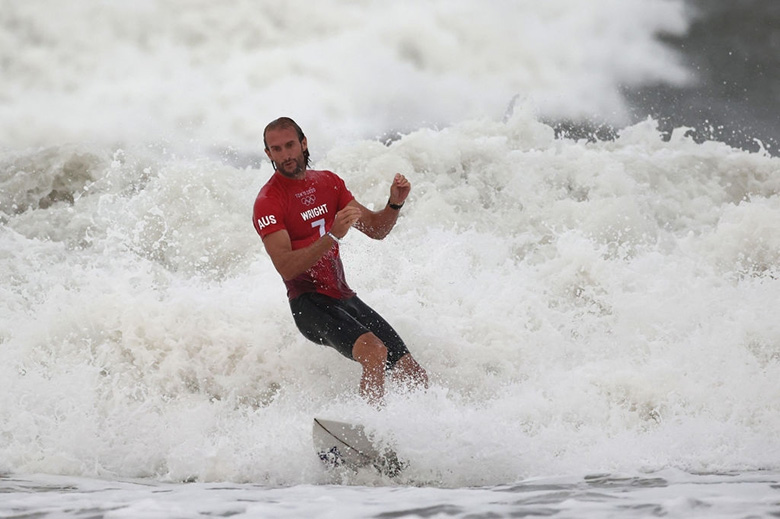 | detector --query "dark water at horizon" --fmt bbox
[624,0,780,155]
